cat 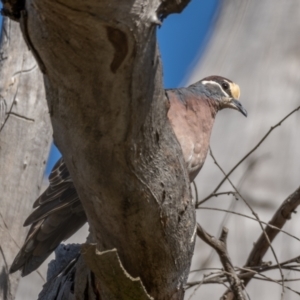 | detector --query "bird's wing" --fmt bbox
[10,158,87,276]
[32,157,73,209]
